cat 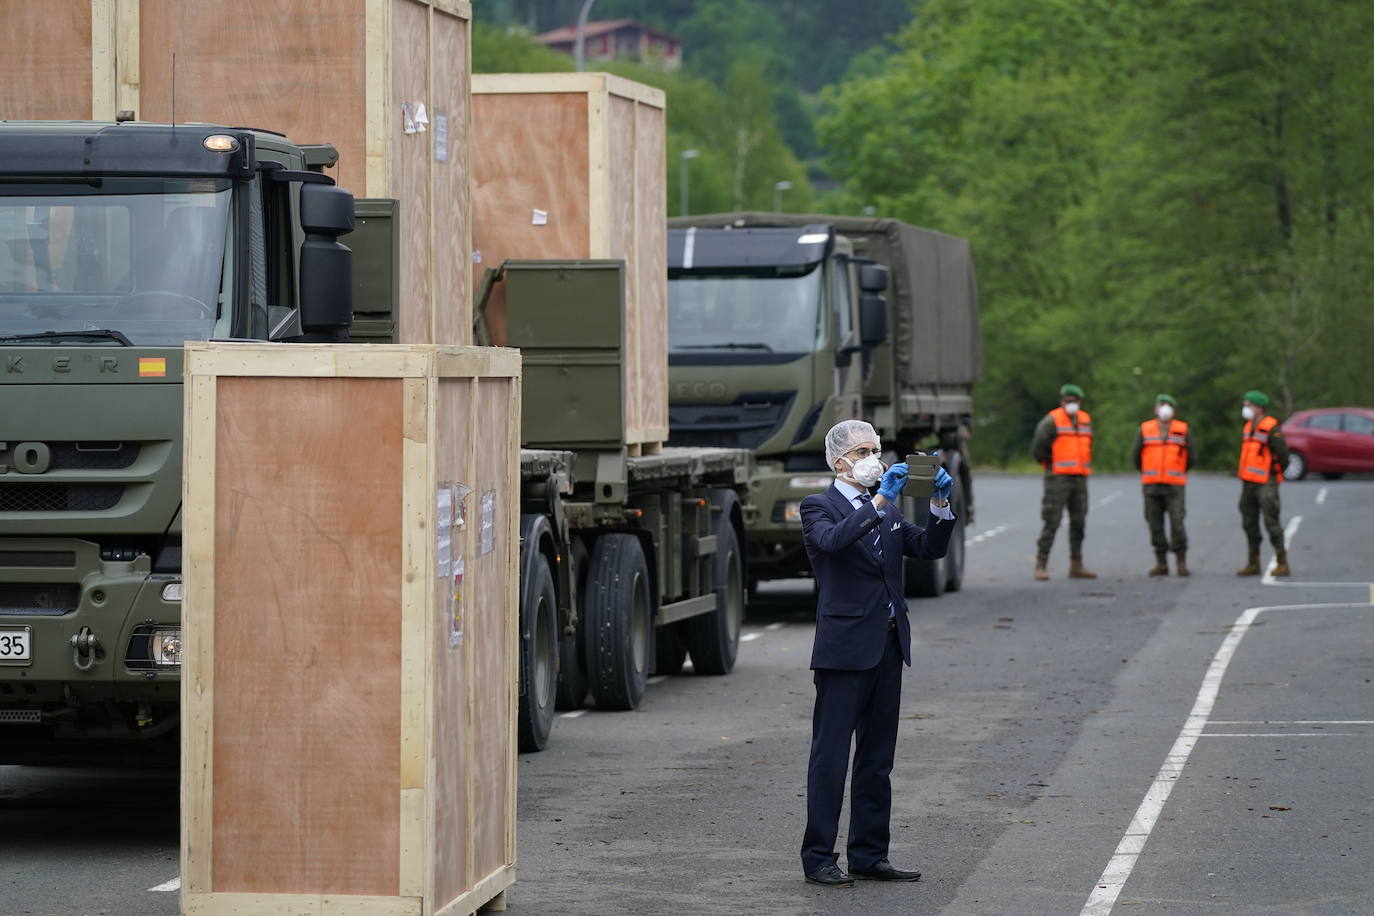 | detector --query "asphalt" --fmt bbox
[3,473,1371,916]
